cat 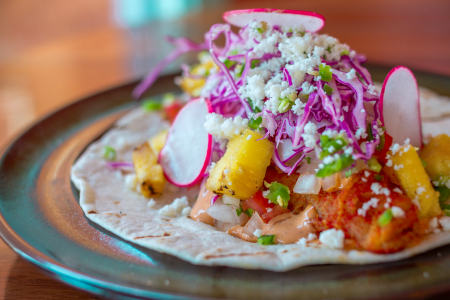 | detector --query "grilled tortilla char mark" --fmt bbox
[264,167,421,253]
